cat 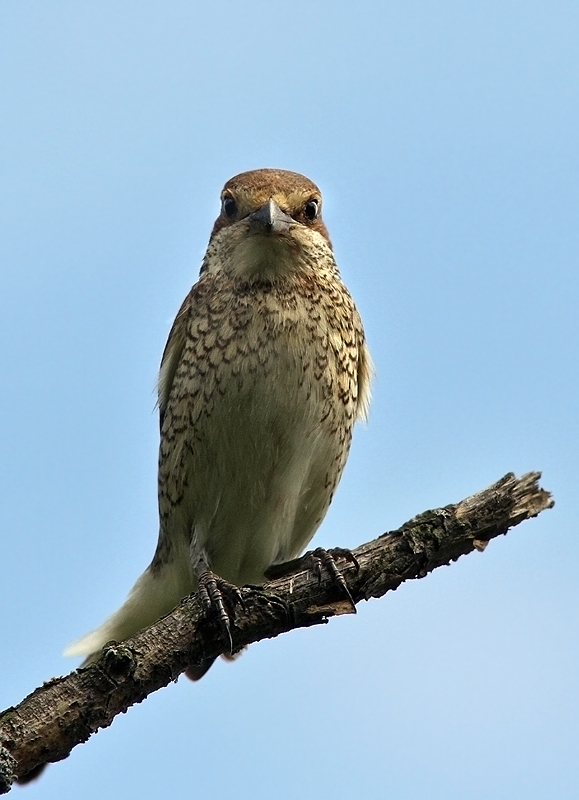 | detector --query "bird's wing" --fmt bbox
[355,316,374,422]
[157,292,191,428]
